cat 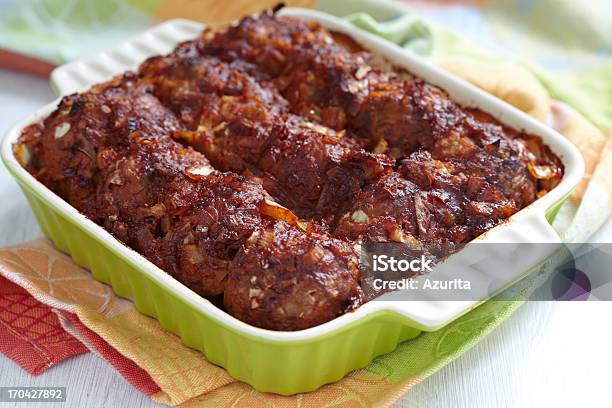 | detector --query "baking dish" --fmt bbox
[1,8,584,394]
